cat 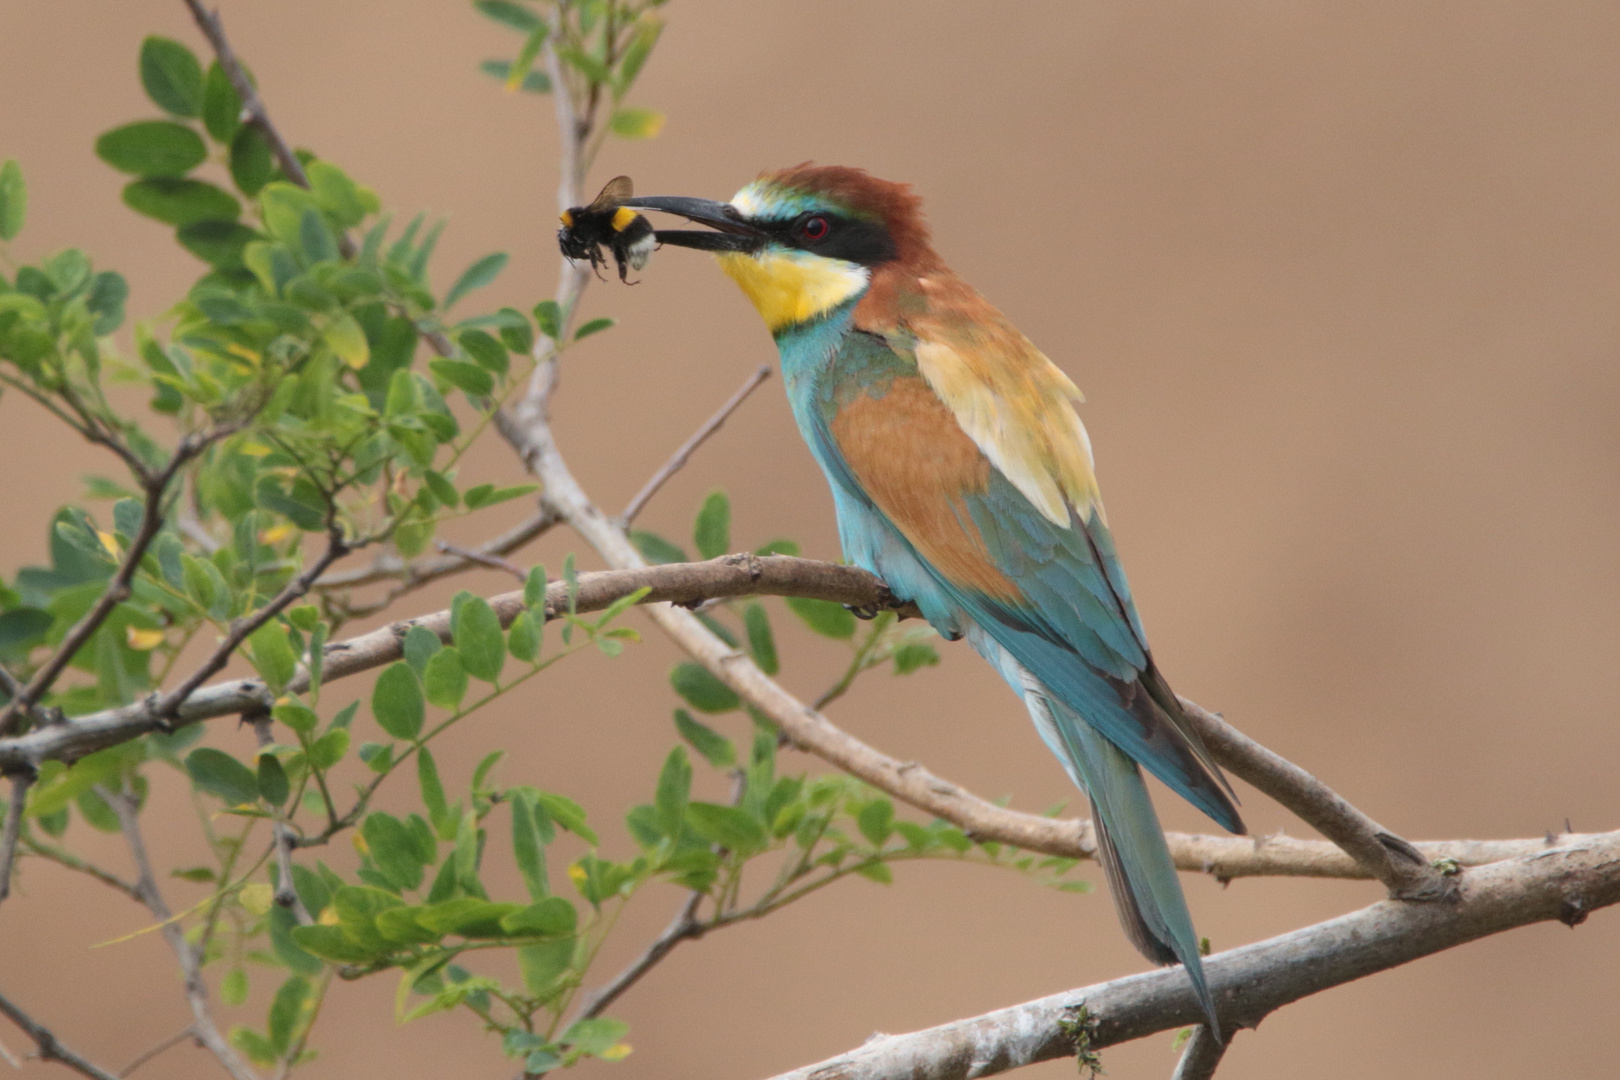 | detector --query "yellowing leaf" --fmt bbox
[324,312,369,368]
[239,441,274,457]
[609,107,665,139]
[352,832,371,856]
[317,906,340,926]
[601,1044,633,1061]
[125,626,166,651]
[567,863,587,886]
[239,882,274,916]
[97,531,120,558]
[259,523,294,544]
